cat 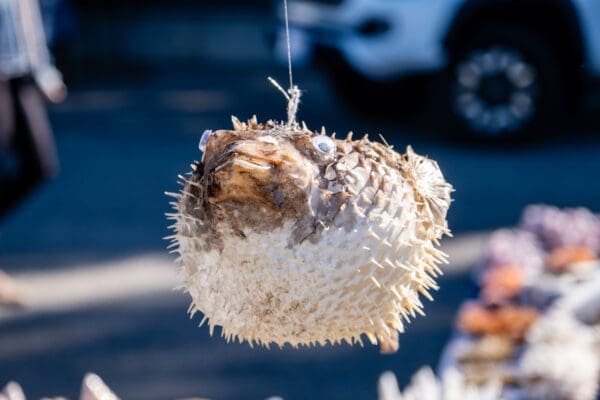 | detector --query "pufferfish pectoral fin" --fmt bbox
[379,331,399,355]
